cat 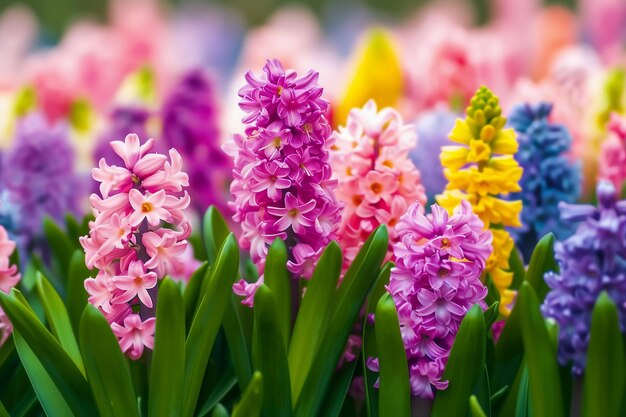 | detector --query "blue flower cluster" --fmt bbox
[508,102,580,259]
[542,181,626,375]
